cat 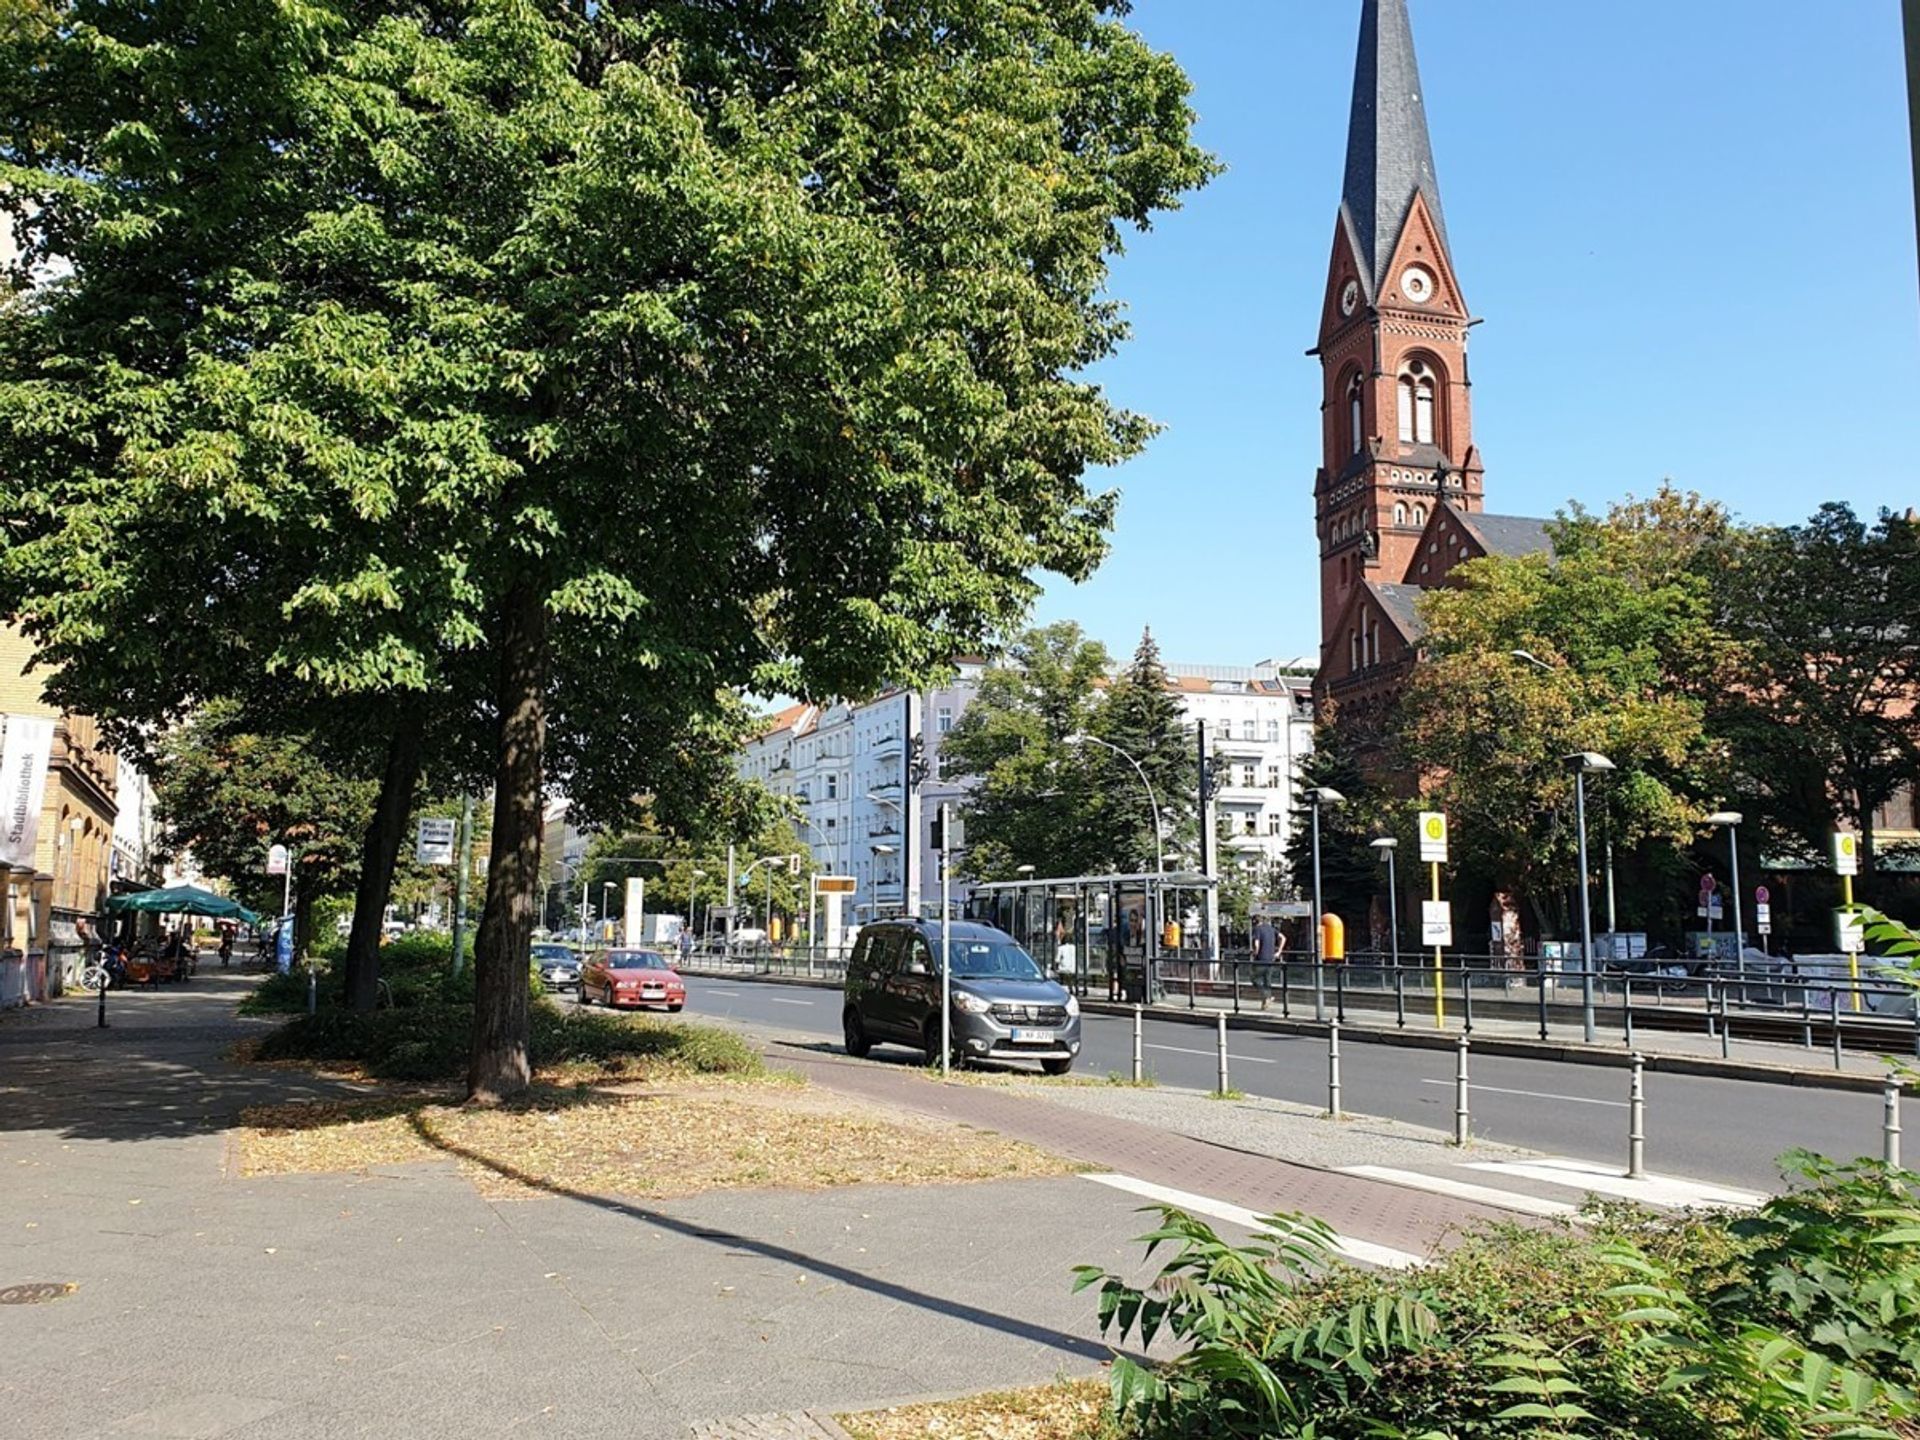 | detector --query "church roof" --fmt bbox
[1368,581,1429,642]
[1341,0,1450,297]
[1454,509,1552,558]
